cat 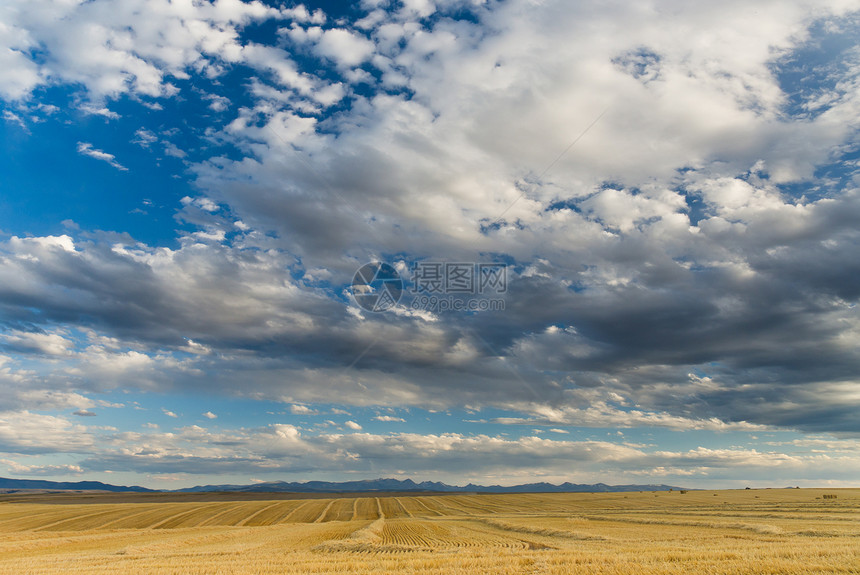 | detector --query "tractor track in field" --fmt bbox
[238,502,286,527]
[313,500,336,523]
